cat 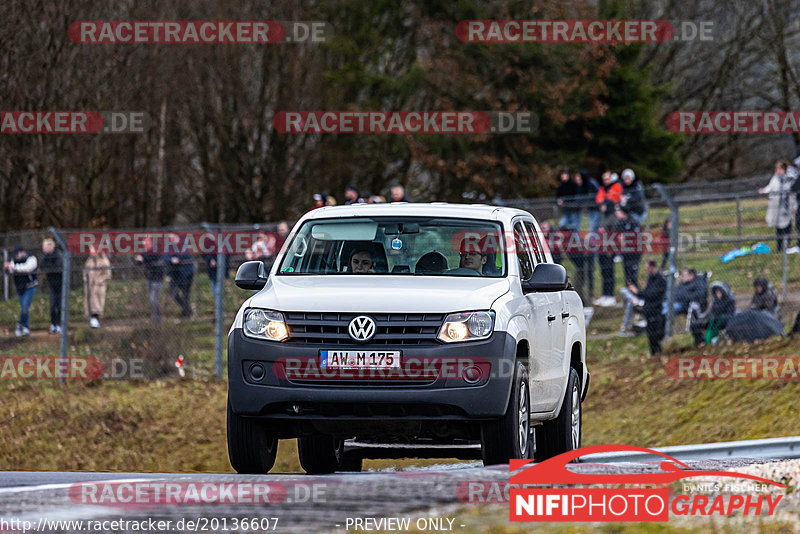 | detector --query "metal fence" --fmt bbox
[1,223,286,381]
[523,174,800,348]
[2,176,798,382]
